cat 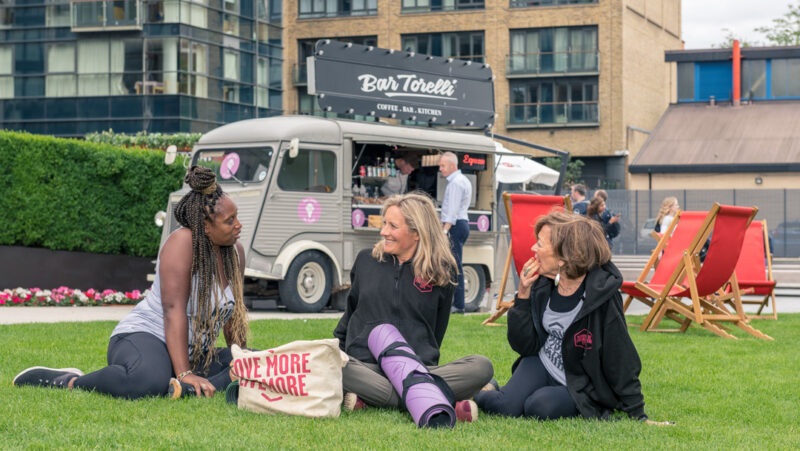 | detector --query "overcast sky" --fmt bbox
[682,0,793,48]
